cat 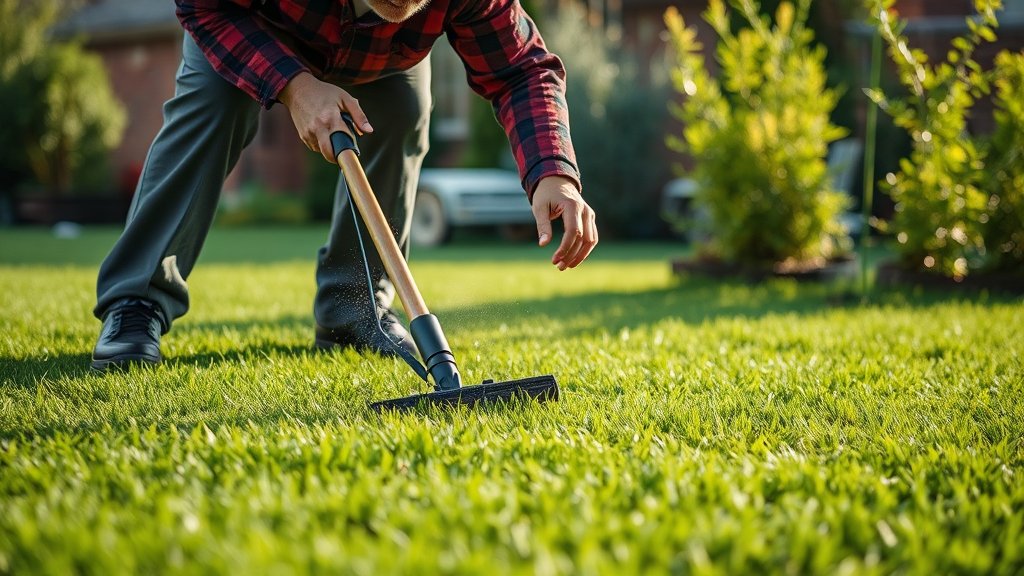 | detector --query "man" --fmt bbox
[91,0,598,371]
